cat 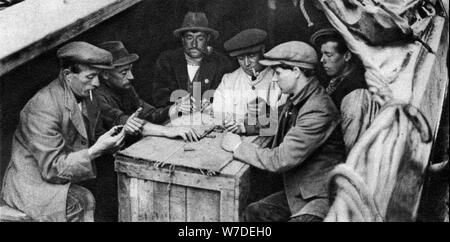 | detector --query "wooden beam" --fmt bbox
[0,0,141,77]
